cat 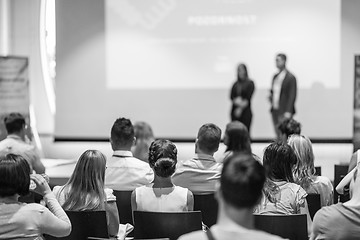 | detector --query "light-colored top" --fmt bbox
[0,135,43,173]
[272,70,286,109]
[105,150,154,191]
[255,181,307,215]
[305,175,333,207]
[135,185,189,212]
[178,217,286,240]
[311,203,360,240]
[0,193,71,239]
[172,154,222,194]
[52,186,116,205]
